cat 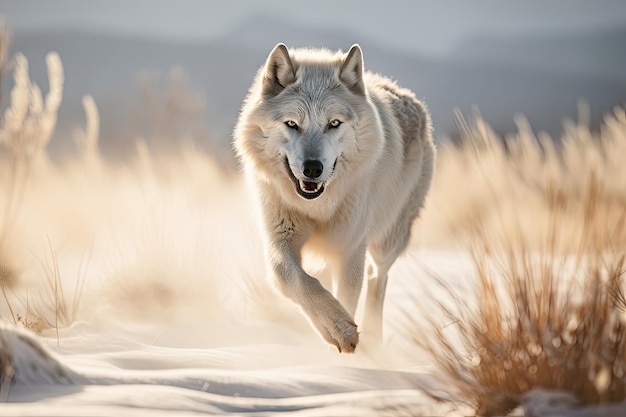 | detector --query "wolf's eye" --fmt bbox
[328,119,342,128]
[285,120,298,130]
